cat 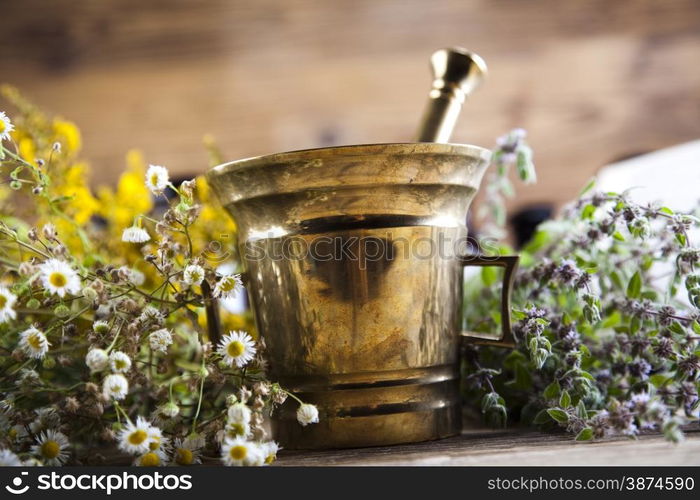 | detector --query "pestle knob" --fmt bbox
[415,48,487,143]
